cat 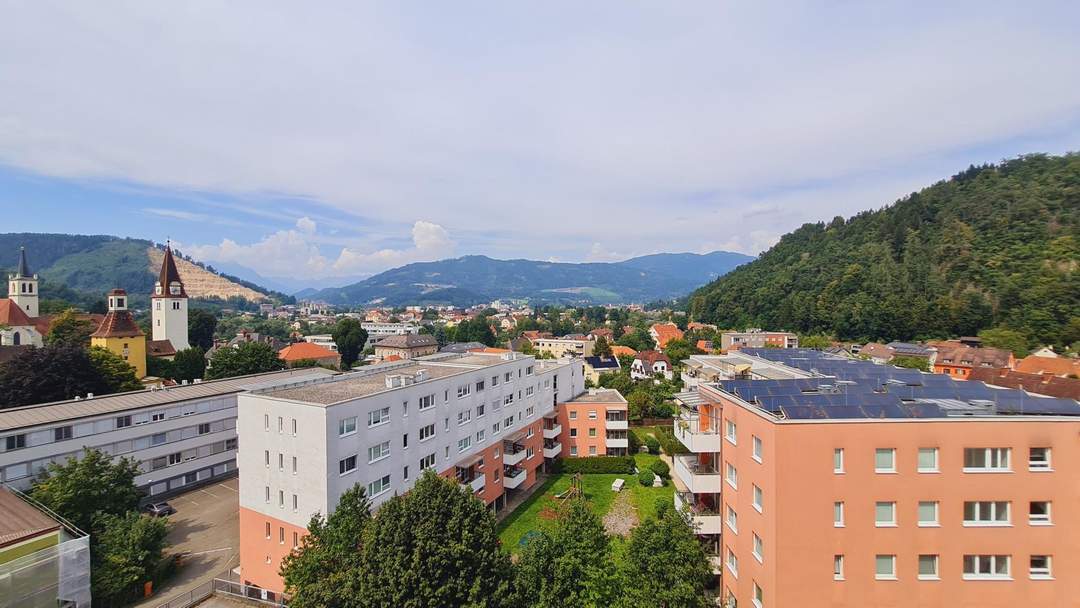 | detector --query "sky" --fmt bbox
[1,2,1079,284]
